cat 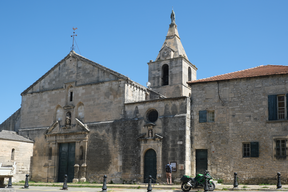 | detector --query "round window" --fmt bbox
[146,109,158,123]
